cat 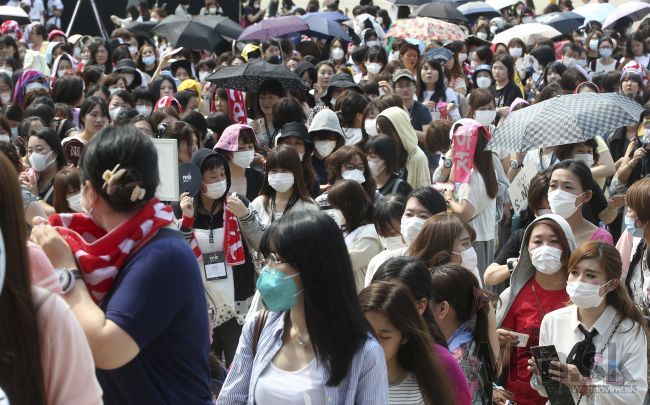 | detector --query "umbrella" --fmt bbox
[304,11,349,22]
[238,15,308,41]
[485,0,519,11]
[416,3,468,23]
[125,20,157,33]
[392,0,435,5]
[486,93,644,153]
[300,15,352,41]
[192,15,244,41]
[152,15,226,50]
[603,1,650,30]
[534,11,585,35]
[573,3,616,24]
[457,2,501,20]
[386,17,466,42]
[492,23,561,45]
[205,59,308,93]
[423,47,454,62]
[0,6,30,25]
